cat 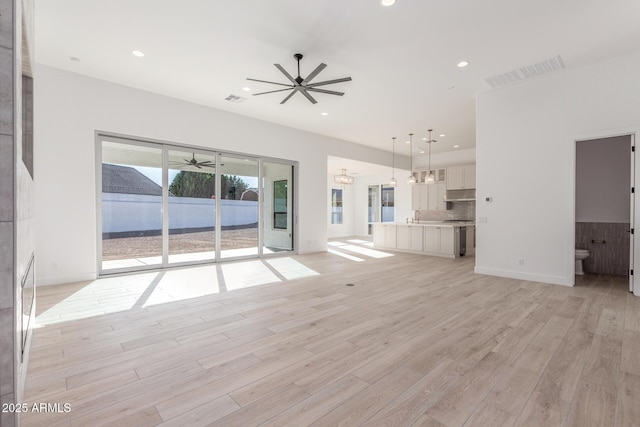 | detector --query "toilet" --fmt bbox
[575,249,590,275]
